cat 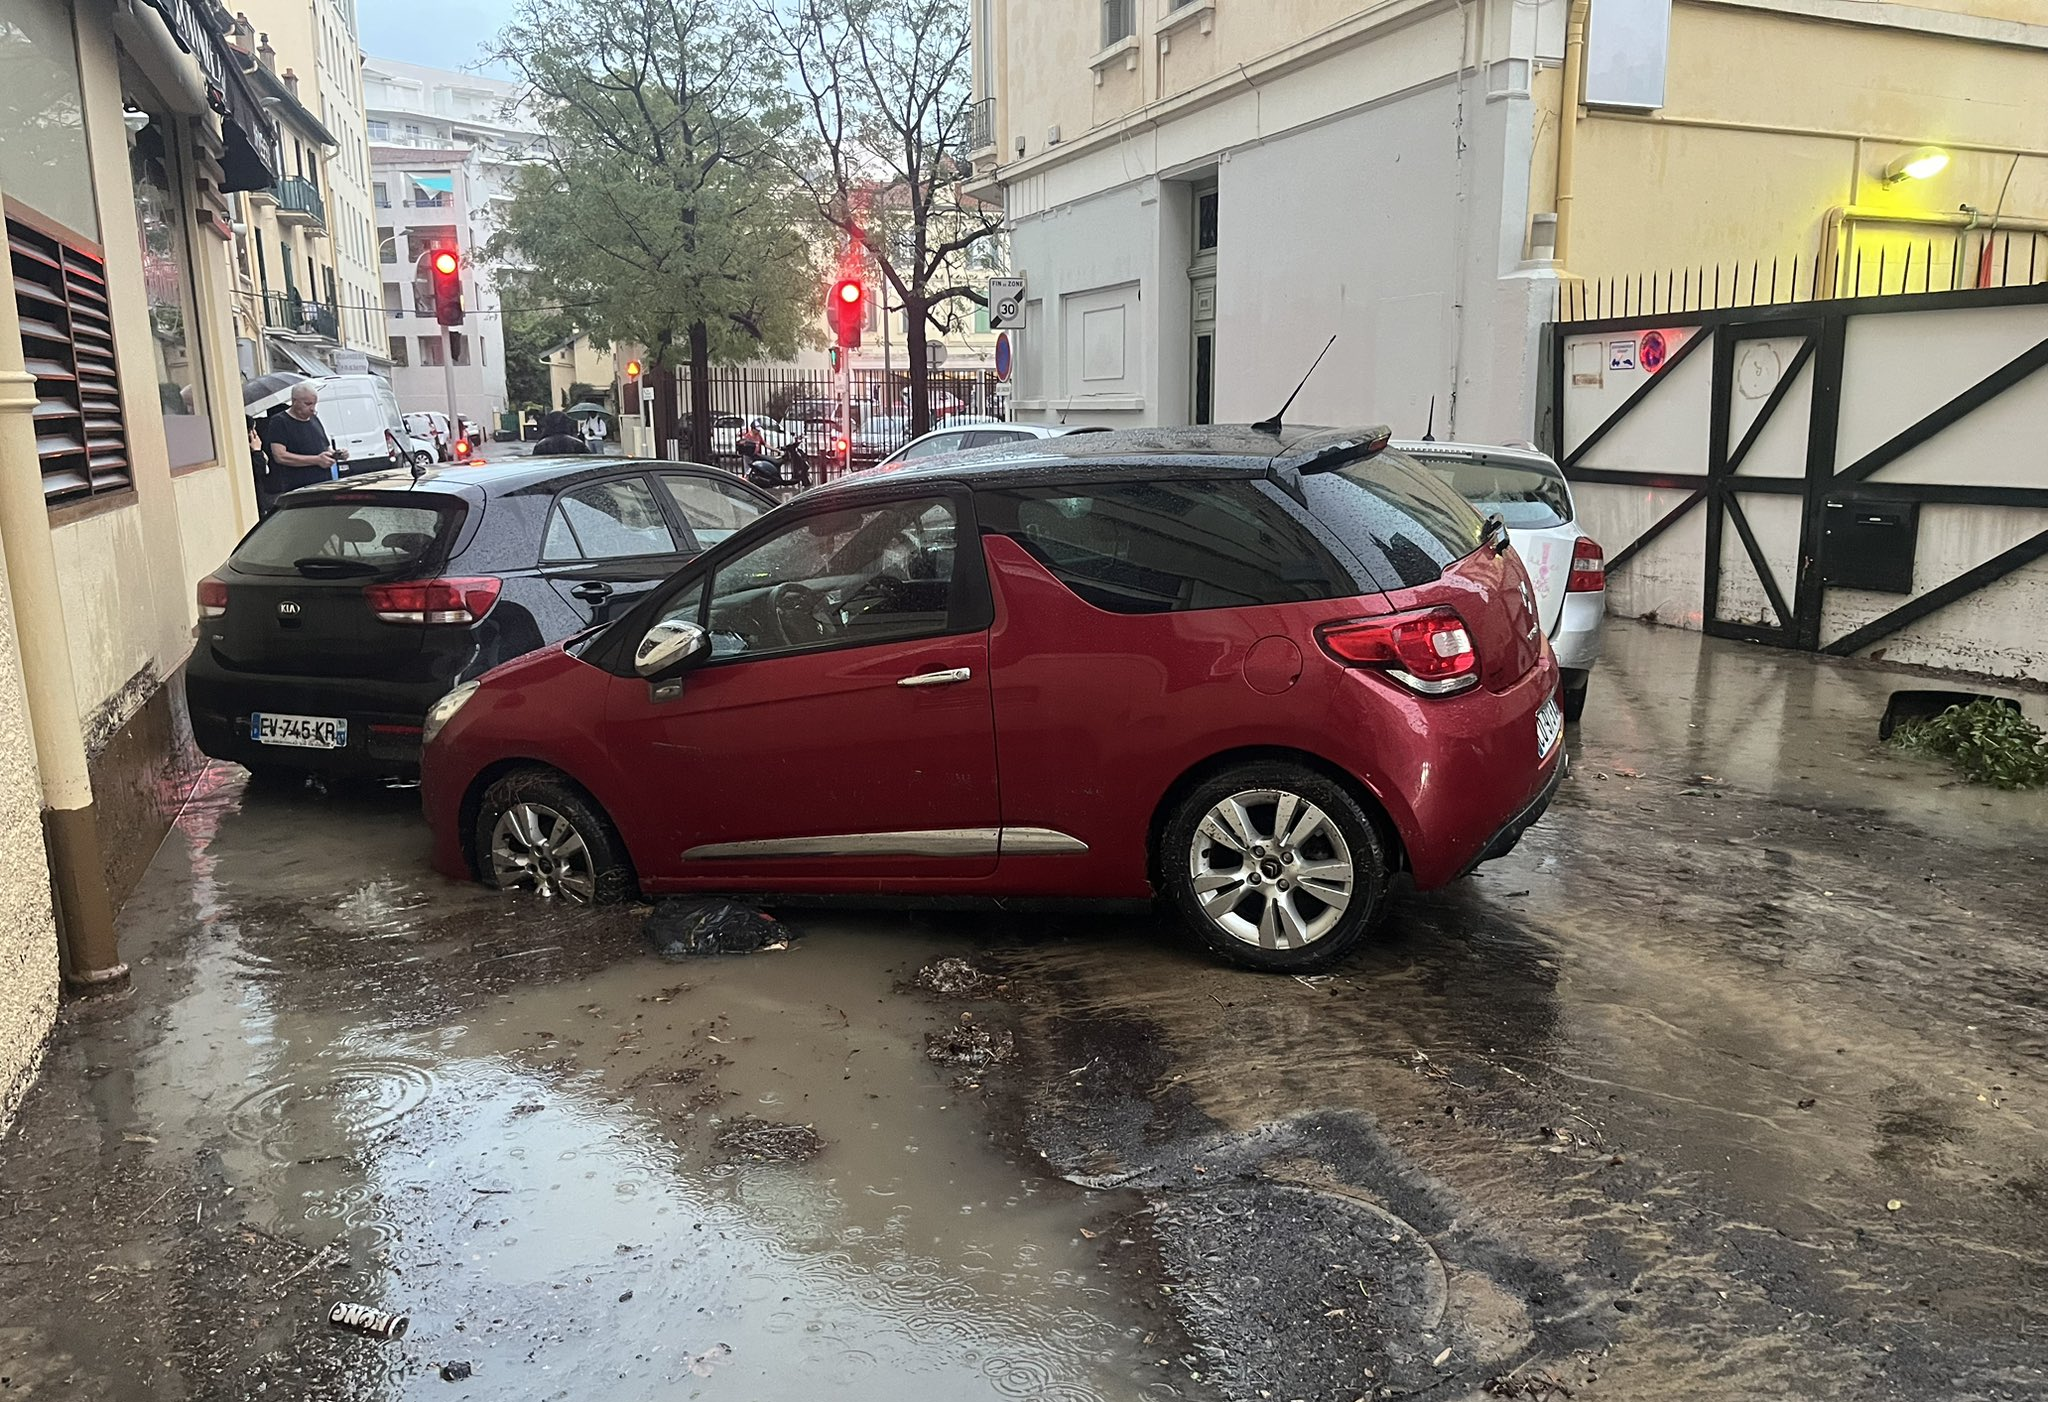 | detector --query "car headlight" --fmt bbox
[420,681,480,748]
